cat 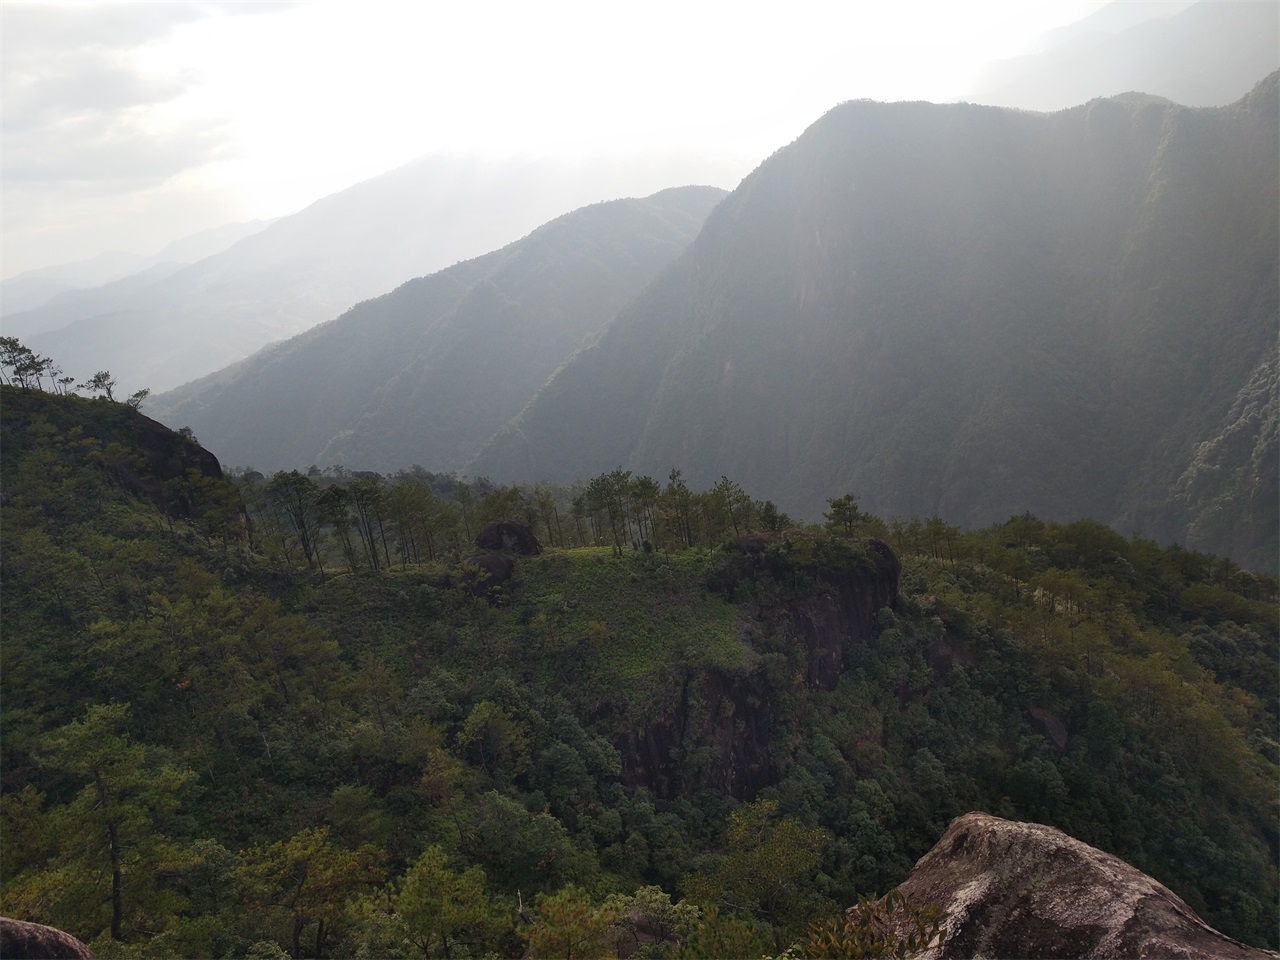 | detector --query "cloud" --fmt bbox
[0,2,298,275]
[3,4,202,124]
[3,109,236,184]
[1,2,289,183]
